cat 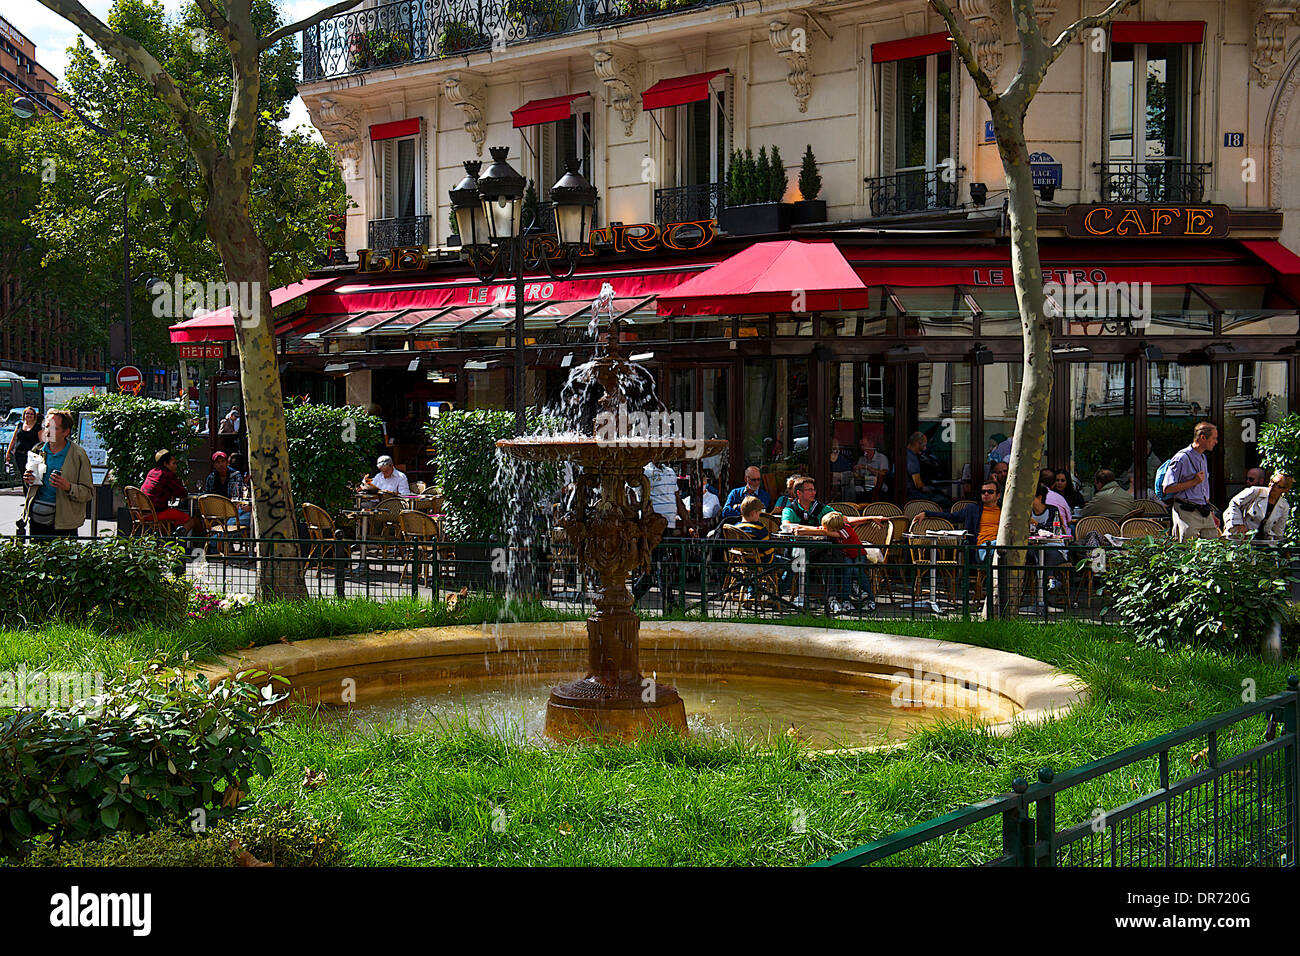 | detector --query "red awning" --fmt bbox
[512,93,590,128]
[370,118,420,141]
[1241,240,1300,275]
[168,277,339,343]
[1112,20,1205,44]
[656,241,870,316]
[642,69,728,111]
[872,32,952,64]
